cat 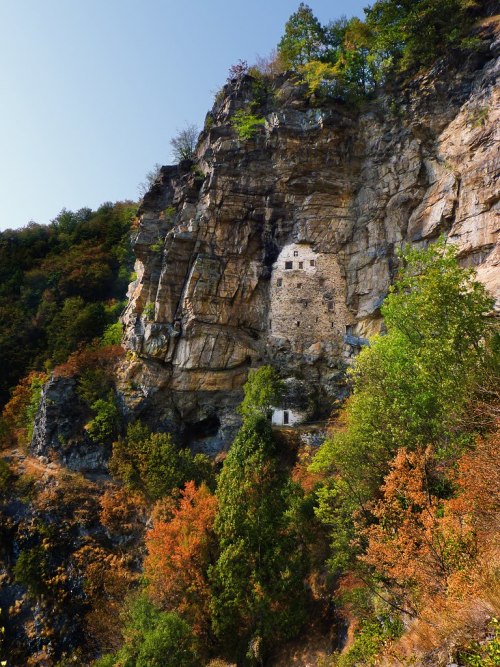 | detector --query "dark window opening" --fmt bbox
[298,261,304,269]
[277,278,283,287]
[283,410,290,425]
[293,250,298,257]
[310,259,316,267]
[296,321,300,327]
[269,319,272,329]
[285,261,293,270]
[297,283,302,289]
